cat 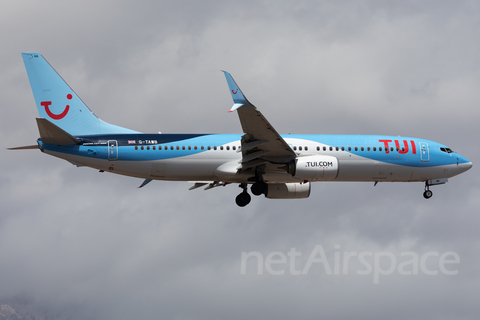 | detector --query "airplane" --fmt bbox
[10,52,472,207]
